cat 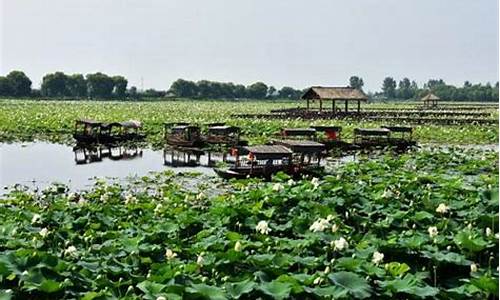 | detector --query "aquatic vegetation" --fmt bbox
[0,148,497,299]
[0,99,497,147]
